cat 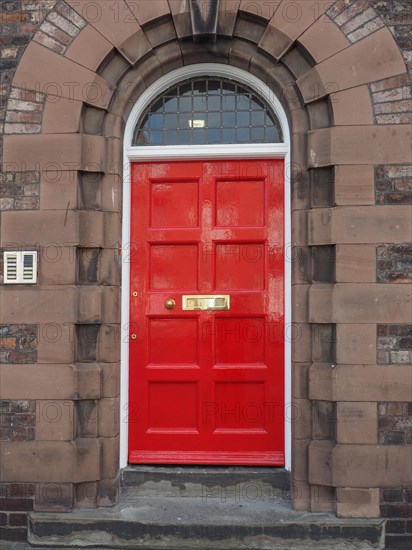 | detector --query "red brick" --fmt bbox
[373,90,411,108]
[8,513,27,527]
[0,499,33,511]
[347,18,384,43]
[6,111,42,123]
[376,113,412,124]
[8,483,35,498]
[332,0,369,24]
[381,503,412,518]
[33,31,66,54]
[0,527,27,541]
[54,1,86,29]
[340,7,377,34]
[40,21,73,46]
[370,74,410,92]
[0,12,29,23]
[0,338,16,349]
[47,11,80,38]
